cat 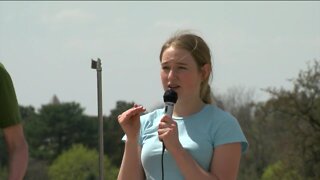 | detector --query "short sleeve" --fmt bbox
[212,114,248,153]
[0,64,21,128]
